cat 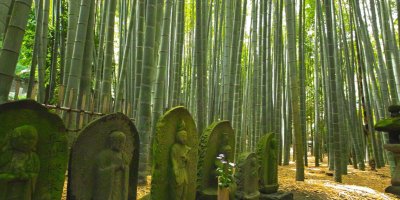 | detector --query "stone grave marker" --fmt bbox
[235,152,260,200]
[197,120,235,200]
[257,133,279,194]
[67,113,140,200]
[0,99,68,200]
[150,106,198,200]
